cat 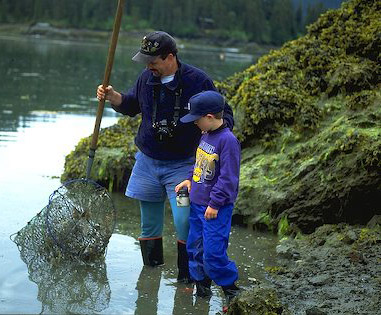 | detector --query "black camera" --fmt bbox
[153,119,176,142]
